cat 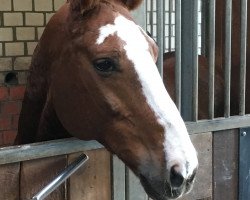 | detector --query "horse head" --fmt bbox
[18,0,198,199]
